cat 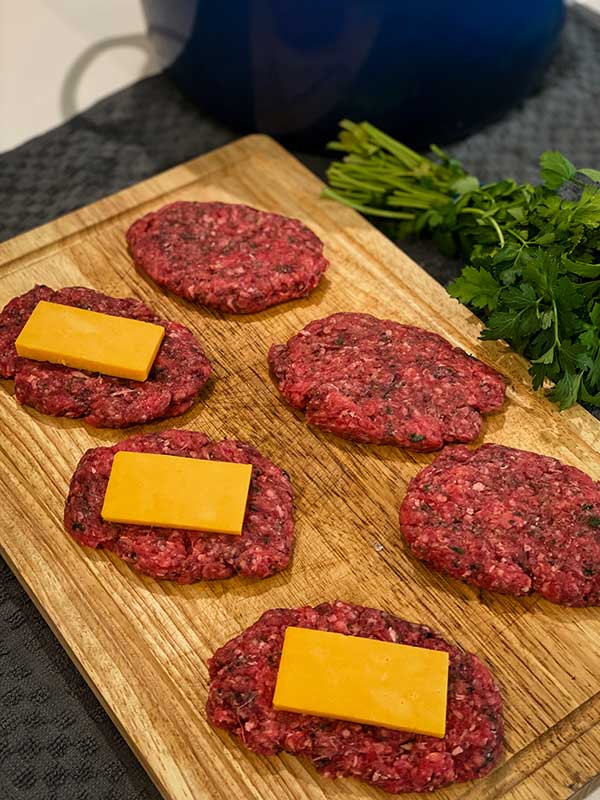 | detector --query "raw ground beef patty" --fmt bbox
[207,601,503,794]
[126,201,328,313]
[64,430,294,582]
[0,285,211,428]
[400,444,600,606]
[268,312,506,450]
